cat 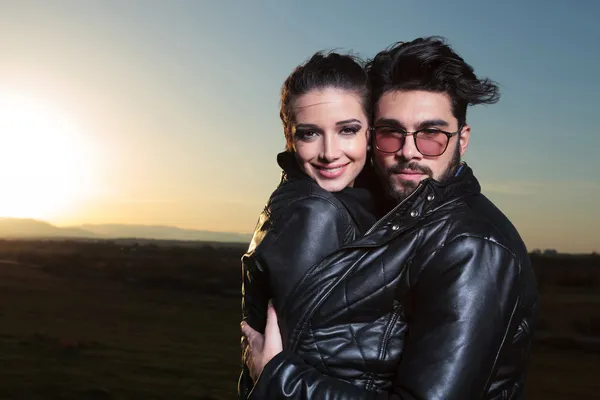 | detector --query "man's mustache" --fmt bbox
[387,161,433,177]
